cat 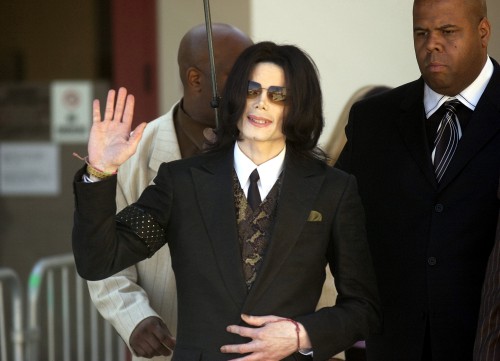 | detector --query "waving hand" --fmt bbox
[87,87,147,173]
